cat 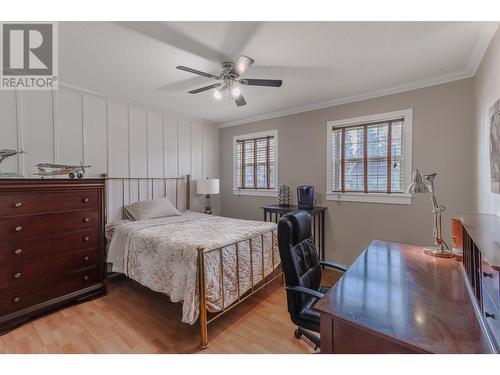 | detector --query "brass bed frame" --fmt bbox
[104,175,282,349]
